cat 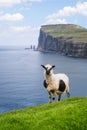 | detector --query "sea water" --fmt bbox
[0,49,87,113]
